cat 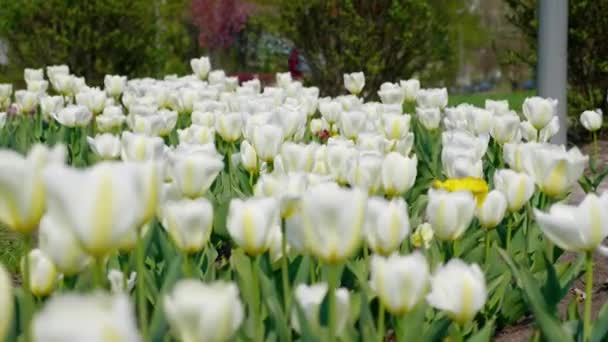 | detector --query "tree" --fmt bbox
[504,0,608,139]
[0,0,193,85]
[279,0,451,98]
